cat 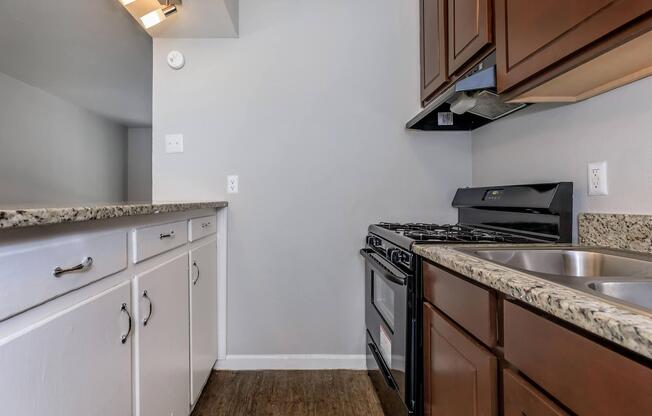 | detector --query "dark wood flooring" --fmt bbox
[191,370,385,416]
